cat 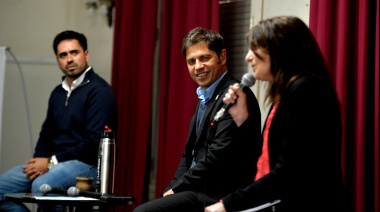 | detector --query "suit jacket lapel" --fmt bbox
[194,73,234,146]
